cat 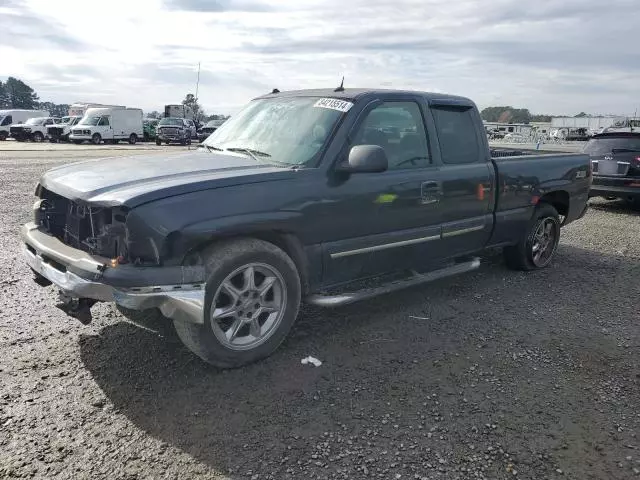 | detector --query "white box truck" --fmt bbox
[68,103,126,117]
[69,107,144,145]
[0,109,50,141]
